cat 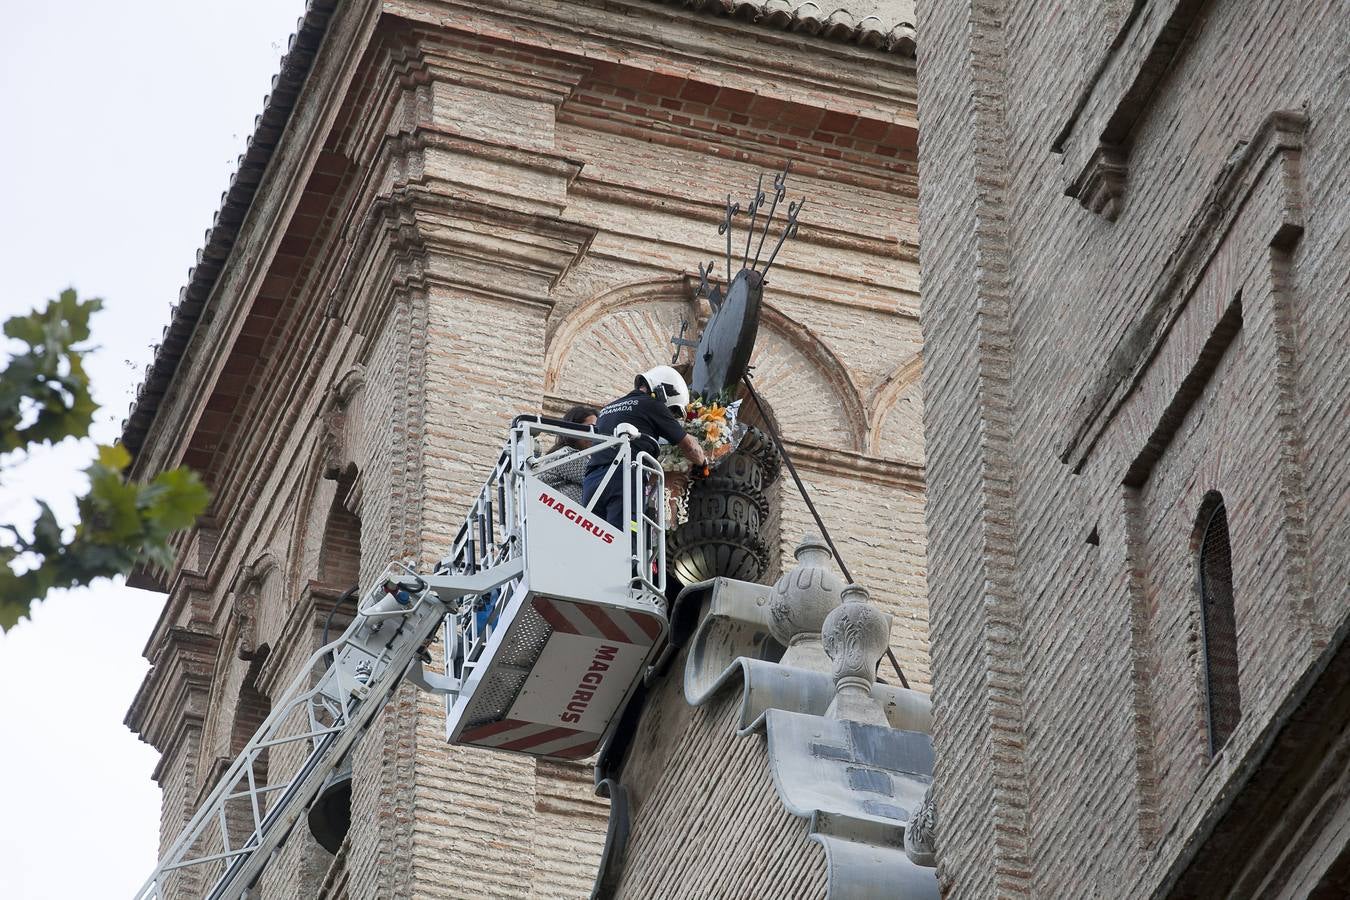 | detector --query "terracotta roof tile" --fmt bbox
[655,1,916,56]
